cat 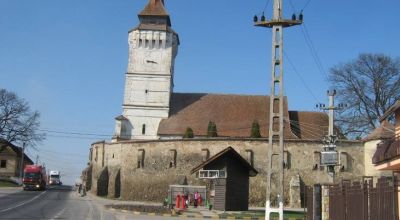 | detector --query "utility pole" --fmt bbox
[254,1,302,220]
[35,155,39,165]
[19,142,26,179]
[317,90,346,178]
